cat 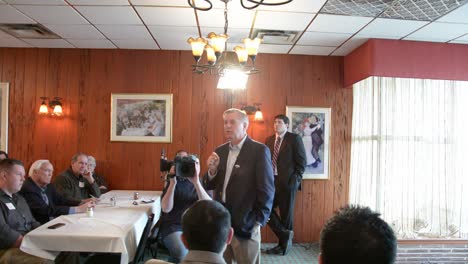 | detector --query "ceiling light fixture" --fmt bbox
[188,0,293,11]
[187,0,269,77]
